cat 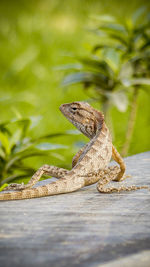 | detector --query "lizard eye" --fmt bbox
[71,107,77,111]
